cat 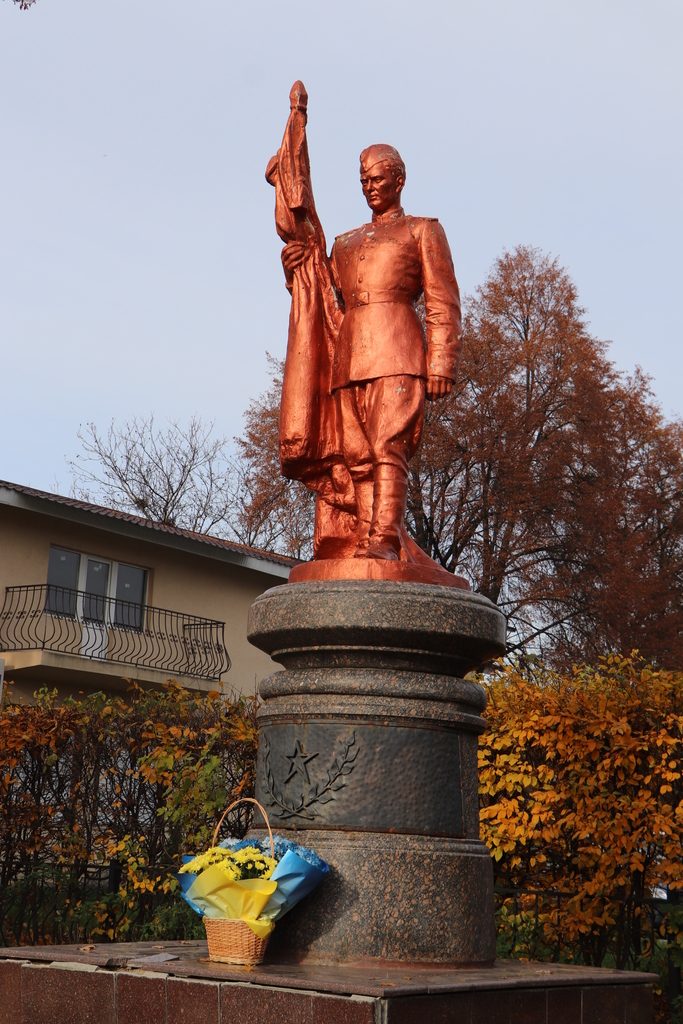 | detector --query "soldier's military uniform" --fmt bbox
[329,206,461,557]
